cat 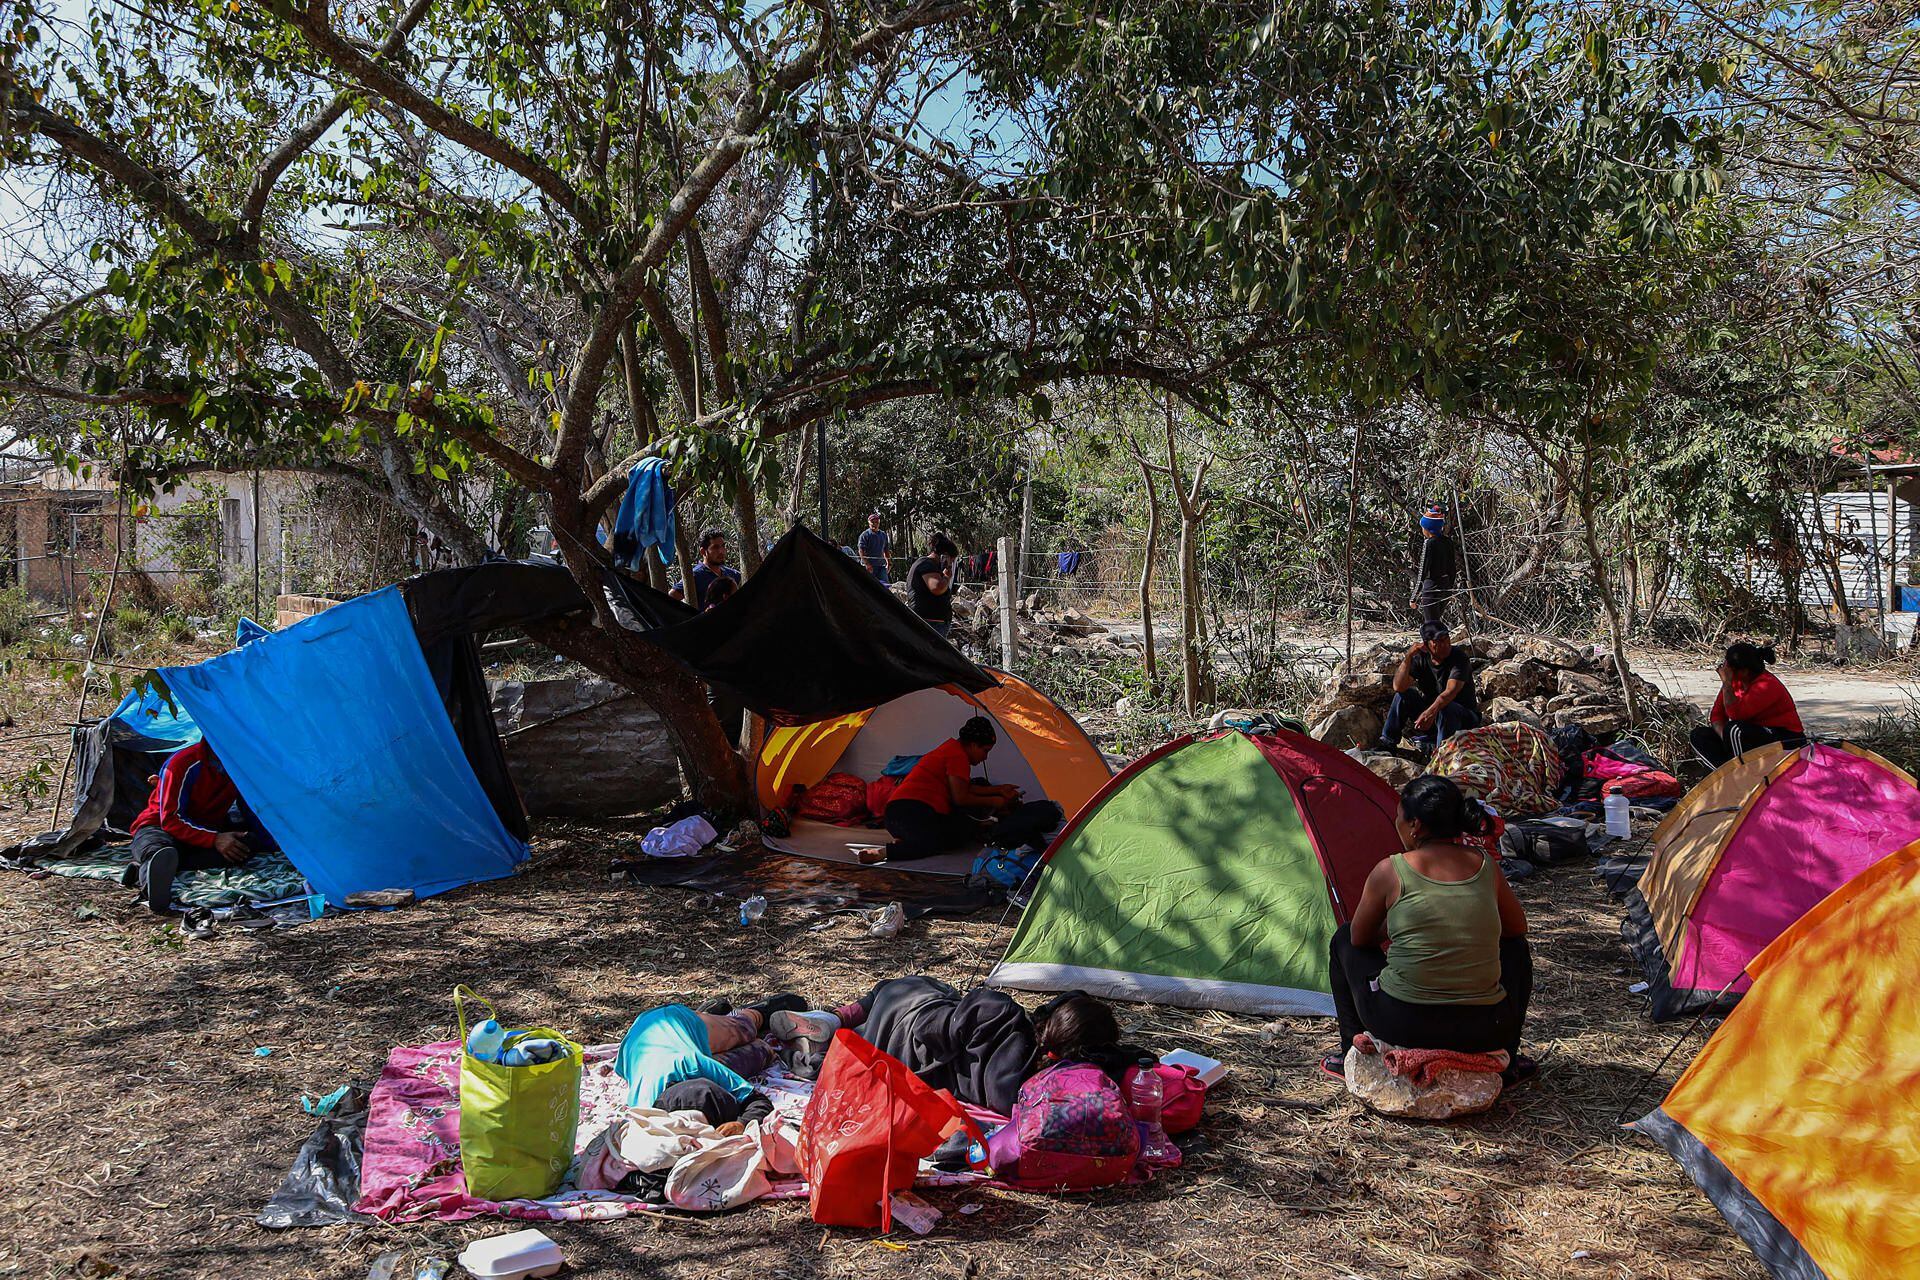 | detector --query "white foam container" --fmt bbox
[458,1229,564,1279]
